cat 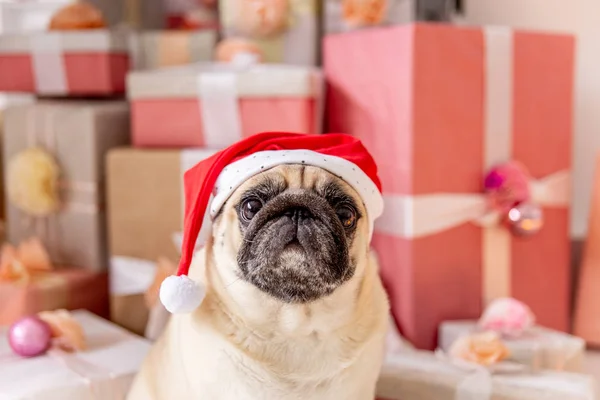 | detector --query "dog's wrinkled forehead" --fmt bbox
[226,164,365,211]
